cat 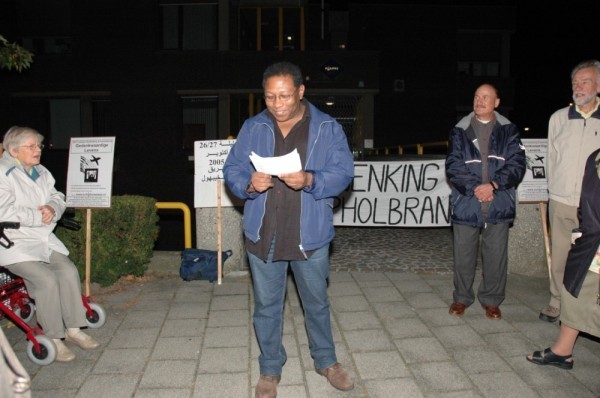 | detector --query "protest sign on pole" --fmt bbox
[65,137,116,208]
[65,136,116,295]
[194,139,242,208]
[518,138,548,203]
